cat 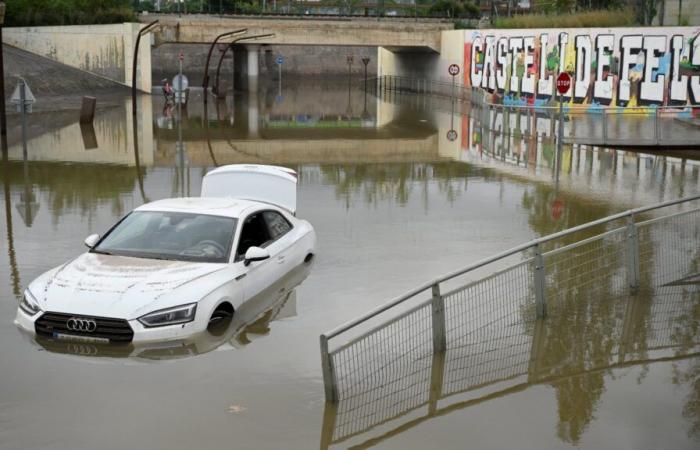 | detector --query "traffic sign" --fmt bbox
[10,80,35,113]
[448,64,460,76]
[556,72,571,95]
[446,129,458,141]
[276,55,284,65]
